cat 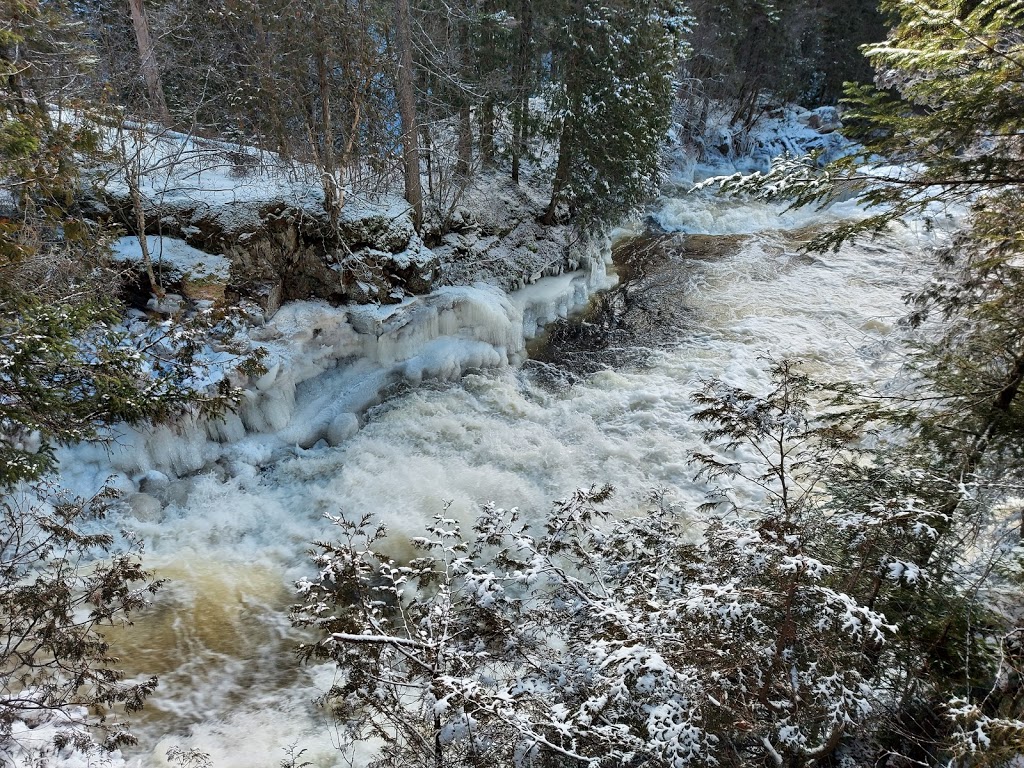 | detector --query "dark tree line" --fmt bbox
[67,0,878,232]
[69,0,683,230]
